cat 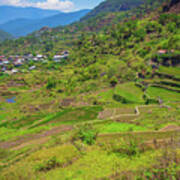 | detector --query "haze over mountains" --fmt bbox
[0,6,90,37]
[0,29,13,41]
[0,6,61,24]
